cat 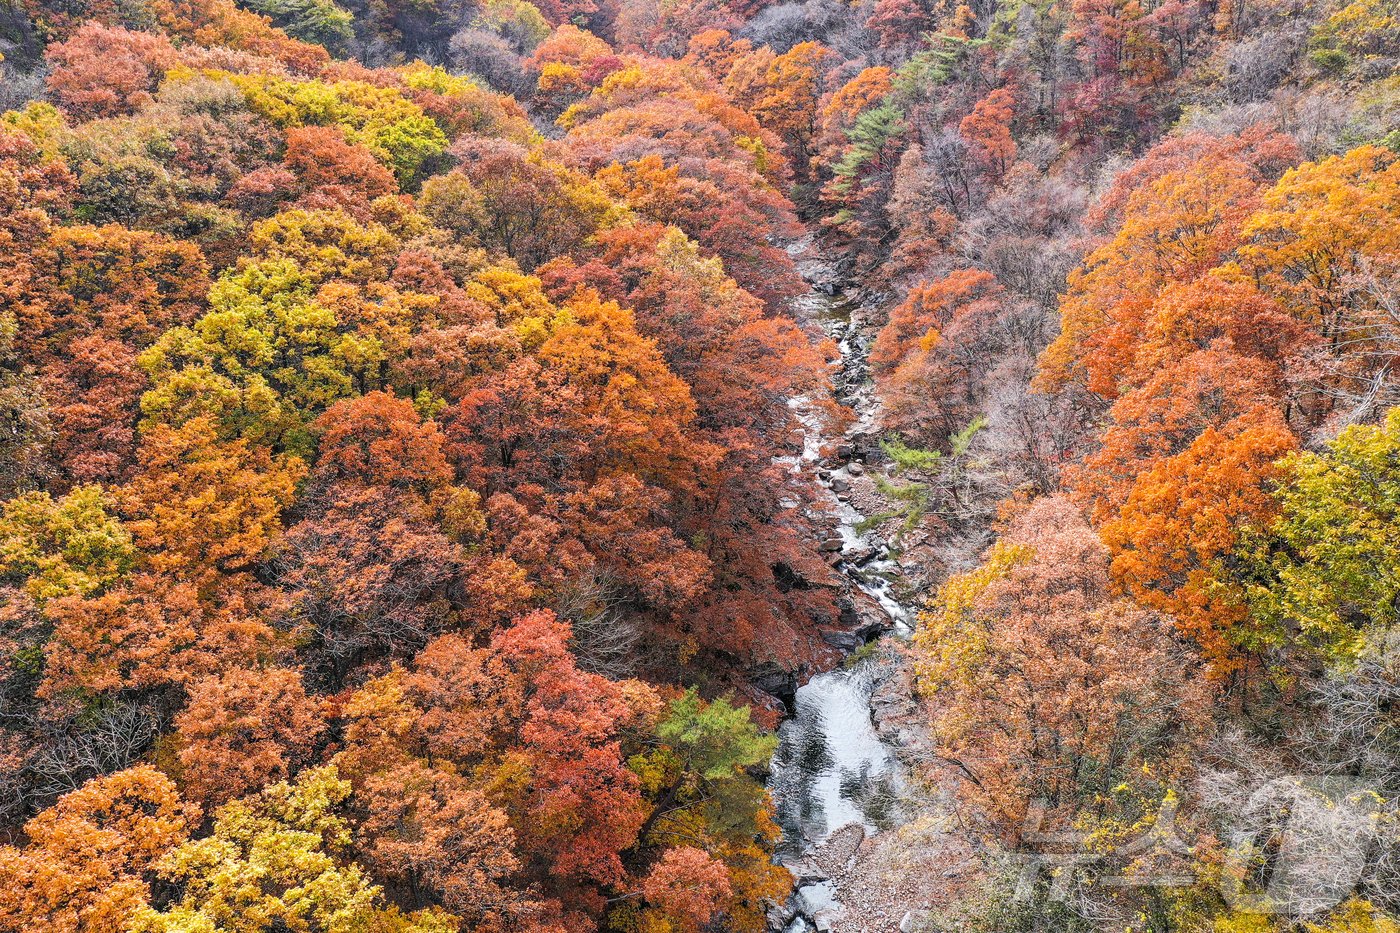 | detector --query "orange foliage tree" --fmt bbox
[1100,410,1298,673]
[1039,158,1266,397]
[119,417,304,582]
[0,767,195,933]
[915,496,1211,839]
[747,42,836,177]
[959,87,1017,180]
[174,666,326,807]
